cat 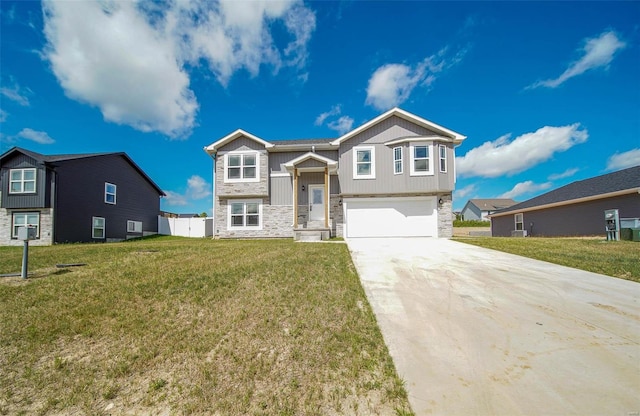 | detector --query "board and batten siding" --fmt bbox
[0,153,49,209]
[270,174,339,206]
